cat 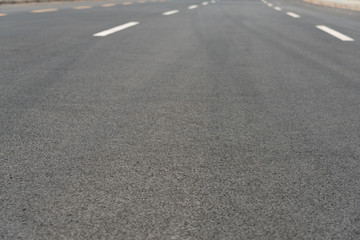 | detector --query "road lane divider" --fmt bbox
[202,1,208,5]
[102,3,116,7]
[93,22,139,37]
[268,3,272,6]
[73,6,92,9]
[211,0,215,3]
[122,2,133,5]
[31,8,58,13]
[316,25,354,41]
[188,5,198,9]
[162,10,179,15]
[274,6,282,11]
[286,12,300,18]
[0,13,7,16]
